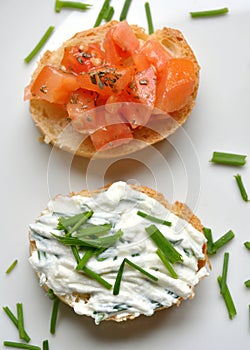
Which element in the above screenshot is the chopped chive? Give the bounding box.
[244,241,250,250]
[42,340,49,350]
[47,289,56,300]
[210,151,246,166]
[76,223,112,237]
[58,211,93,231]
[212,230,235,254]
[76,249,93,270]
[119,0,132,21]
[24,26,55,63]
[94,0,111,27]
[50,297,60,335]
[55,0,91,12]
[220,252,229,295]
[244,280,250,288]
[2,307,30,343]
[103,5,114,21]
[145,2,154,34]
[17,304,29,343]
[217,276,237,319]
[67,211,94,235]
[234,174,249,202]
[113,258,158,295]
[70,245,81,264]
[83,266,112,289]
[5,259,18,274]
[145,224,182,264]
[3,341,41,350]
[190,7,229,18]
[202,227,215,255]
[137,210,172,226]
[156,249,178,279]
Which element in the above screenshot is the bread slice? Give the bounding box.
[26,20,200,158]
[29,182,208,323]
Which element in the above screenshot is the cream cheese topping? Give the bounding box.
[29,181,208,324]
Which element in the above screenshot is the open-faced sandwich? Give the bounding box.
[29,181,208,325]
[24,20,200,158]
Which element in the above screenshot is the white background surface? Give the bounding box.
[1,0,250,349]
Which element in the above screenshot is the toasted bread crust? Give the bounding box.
[29,183,208,323]
[28,21,200,158]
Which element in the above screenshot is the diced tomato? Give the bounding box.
[67,89,98,132]
[61,43,105,74]
[133,39,172,73]
[90,110,133,151]
[133,66,157,108]
[119,103,152,129]
[103,30,124,66]
[77,65,135,96]
[155,58,196,113]
[29,65,79,104]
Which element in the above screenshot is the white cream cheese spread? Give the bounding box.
[29,181,208,324]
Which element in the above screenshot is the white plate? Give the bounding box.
[1,0,250,349]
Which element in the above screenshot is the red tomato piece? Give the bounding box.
[61,43,105,74]
[133,39,172,73]
[119,103,151,129]
[103,29,124,66]
[133,66,157,108]
[155,58,196,113]
[111,20,139,55]
[29,65,79,104]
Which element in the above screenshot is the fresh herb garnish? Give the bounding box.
[202,227,214,255]
[113,258,158,295]
[94,0,111,27]
[5,259,18,274]
[58,210,94,234]
[217,276,237,320]
[16,304,29,343]
[24,26,55,63]
[210,151,247,166]
[234,174,249,202]
[3,306,30,343]
[244,241,250,250]
[83,266,112,289]
[103,5,114,21]
[42,340,49,350]
[145,2,154,34]
[190,7,229,18]
[137,210,172,226]
[220,252,229,295]
[244,280,250,288]
[50,296,60,335]
[202,227,235,255]
[3,341,41,350]
[119,0,132,21]
[55,0,91,12]
[76,249,94,270]
[156,249,178,279]
[145,224,183,264]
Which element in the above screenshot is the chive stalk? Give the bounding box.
[210,151,246,166]
[17,304,28,343]
[244,280,250,288]
[83,266,112,289]
[213,230,235,254]
[190,7,229,18]
[2,307,30,343]
[76,249,93,270]
[234,174,249,202]
[5,259,18,274]
[119,0,132,21]
[137,210,172,226]
[103,6,114,21]
[55,0,91,12]
[24,26,55,63]
[50,297,60,335]
[156,249,178,279]
[3,342,41,350]
[94,0,111,27]
[244,241,250,250]
[217,276,237,319]
[220,252,229,295]
[42,341,49,350]
[58,211,93,231]
[202,227,214,255]
[145,2,154,34]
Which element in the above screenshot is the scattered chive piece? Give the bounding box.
[24,26,55,63]
[217,276,237,319]
[67,211,94,235]
[103,5,114,21]
[83,266,112,289]
[145,225,182,264]
[94,0,111,27]
[50,297,60,335]
[70,245,81,264]
[212,230,235,254]
[5,259,18,274]
[190,7,229,18]
[2,307,30,343]
[244,280,250,288]
[220,252,229,295]
[145,2,154,34]
[137,210,172,226]
[3,341,41,350]
[58,211,93,231]
[234,174,249,202]
[113,258,157,295]
[210,151,246,166]
[42,341,49,350]
[244,241,250,250]
[202,227,214,255]
[76,223,112,237]
[156,249,178,279]
[76,249,93,270]
[55,0,91,12]
[119,0,132,21]
[17,304,29,343]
